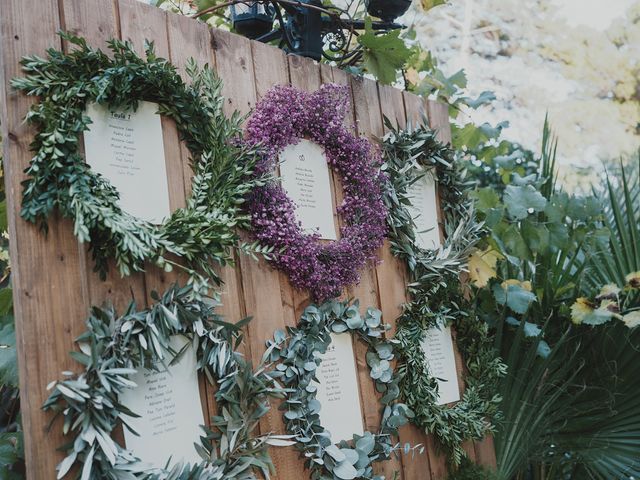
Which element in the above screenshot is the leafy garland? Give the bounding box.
[244,84,388,302]
[265,300,415,479]
[44,283,286,480]
[11,33,267,294]
[380,120,506,466]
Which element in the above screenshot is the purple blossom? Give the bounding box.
[244,84,388,302]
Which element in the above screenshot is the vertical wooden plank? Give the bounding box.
[166,25,248,362]
[119,0,217,430]
[59,0,138,449]
[348,77,405,480]
[351,76,384,138]
[321,66,384,460]
[234,39,307,477]
[426,98,489,467]
[61,0,148,312]
[208,28,257,357]
[118,0,186,215]
[212,29,256,116]
[427,100,452,145]
[402,90,428,128]
[373,83,407,339]
[328,67,356,129]
[398,94,448,480]
[117,0,188,308]
[287,54,322,321]
[166,12,215,197]
[60,0,120,43]
[373,88,435,480]
[0,1,86,477]
[165,10,222,428]
[453,329,477,462]
[474,435,497,467]
[378,84,406,131]
[373,83,432,480]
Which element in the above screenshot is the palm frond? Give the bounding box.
[588,153,640,288]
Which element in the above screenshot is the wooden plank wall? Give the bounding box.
[0,0,495,477]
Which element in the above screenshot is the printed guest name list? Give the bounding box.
[119,336,204,468]
[279,139,338,240]
[83,101,171,224]
[314,333,364,443]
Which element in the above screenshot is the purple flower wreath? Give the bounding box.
[244,84,388,301]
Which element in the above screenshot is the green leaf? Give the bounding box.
[452,121,508,150]
[355,433,375,455]
[325,444,345,462]
[0,433,20,466]
[345,309,364,329]
[471,188,501,212]
[0,320,18,387]
[503,185,547,219]
[0,289,13,316]
[333,460,358,479]
[358,18,412,85]
[463,90,496,109]
[493,283,537,314]
[0,200,7,233]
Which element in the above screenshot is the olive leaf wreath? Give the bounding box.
[380,119,506,466]
[11,33,269,295]
[44,283,289,480]
[264,299,418,480]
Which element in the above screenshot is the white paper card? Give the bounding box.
[119,336,204,468]
[314,333,364,442]
[420,325,460,405]
[279,139,337,240]
[83,101,171,224]
[407,168,441,249]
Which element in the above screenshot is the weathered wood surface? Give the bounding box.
[0,0,495,477]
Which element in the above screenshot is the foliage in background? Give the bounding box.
[468,121,640,479]
[0,134,23,479]
[380,121,504,466]
[541,154,640,479]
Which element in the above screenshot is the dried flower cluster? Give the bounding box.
[244,84,387,301]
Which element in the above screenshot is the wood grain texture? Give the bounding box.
[474,435,497,467]
[164,9,221,425]
[352,76,406,480]
[60,0,148,313]
[402,90,428,127]
[0,0,85,477]
[427,100,452,145]
[286,54,321,322]
[166,11,215,198]
[381,93,435,480]
[0,1,496,477]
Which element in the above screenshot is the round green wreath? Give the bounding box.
[11,33,267,294]
[380,119,506,466]
[265,299,416,480]
[44,283,287,479]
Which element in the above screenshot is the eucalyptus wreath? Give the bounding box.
[44,283,287,480]
[11,33,267,294]
[264,299,416,480]
[380,119,505,466]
